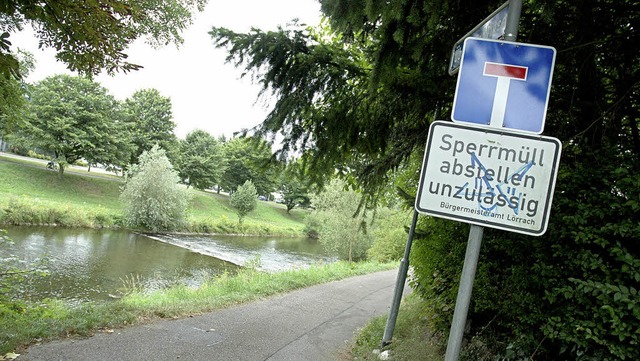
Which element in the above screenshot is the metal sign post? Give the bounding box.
[444,224,484,361]
[443,1,524,360]
[381,107,440,349]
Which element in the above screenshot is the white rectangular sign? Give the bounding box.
[415,121,562,236]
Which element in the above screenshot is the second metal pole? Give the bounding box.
[381,209,419,347]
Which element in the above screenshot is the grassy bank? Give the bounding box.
[0,155,307,235]
[344,293,443,360]
[0,261,395,354]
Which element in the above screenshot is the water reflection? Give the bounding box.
[2,227,330,303]
[2,227,237,303]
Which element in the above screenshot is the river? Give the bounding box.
[1,226,328,303]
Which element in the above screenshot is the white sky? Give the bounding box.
[12,0,322,139]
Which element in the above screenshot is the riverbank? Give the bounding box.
[0,261,395,355]
[0,154,307,236]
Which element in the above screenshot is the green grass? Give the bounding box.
[0,261,395,354]
[187,191,308,235]
[0,158,123,210]
[0,154,307,235]
[344,293,443,360]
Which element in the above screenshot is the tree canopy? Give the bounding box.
[0,50,32,136]
[278,160,312,213]
[211,0,639,358]
[12,74,128,177]
[220,137,278,196]
[0,0,207,78]
[122,88,178,165]
[176,129,226,190]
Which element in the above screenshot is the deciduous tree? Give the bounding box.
[220,137,277,196]
[176,129,226,190]
[122,88,178,165]
[14,74,129,177]
[278,161,311,213]
[229,179,257,225]
[0,50,32,136]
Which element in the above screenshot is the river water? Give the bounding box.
[1,226,328,303]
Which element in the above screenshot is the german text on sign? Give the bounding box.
[415,121,562,236]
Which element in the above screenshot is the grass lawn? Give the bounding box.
[0,154,307,235]
[0,156,123,210]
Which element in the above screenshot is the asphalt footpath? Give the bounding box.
[22,269,406,361]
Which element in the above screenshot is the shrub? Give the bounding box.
[229,180,257,224]
[367,208,411,263]
[305,179,372,262]
[119,145,190,231]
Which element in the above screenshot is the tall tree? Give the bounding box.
[14,74,128,177]
[211,1,639,359]
[0,0,207,78]
[220,137,278,196]
[176,129,226,190]
[122,88,178,165]
[278,160,312,213]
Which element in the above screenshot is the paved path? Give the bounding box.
[22,269,405,361]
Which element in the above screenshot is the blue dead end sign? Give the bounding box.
[452,37,556,134]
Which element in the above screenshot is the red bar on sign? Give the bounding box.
[484,62,528,80]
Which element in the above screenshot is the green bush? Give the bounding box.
[229,180,258,224]
[0,197,116,228]
[73,159,88,167]
[120,145,191,232]
[409,150,640,360]
[26,150,49,160]
[305,179,372,262]
[367,208,411,263]
[409,217,468,333]
[303,212,321,238]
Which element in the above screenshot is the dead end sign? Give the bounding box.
[452,37,556,134]
[415,121,562,236]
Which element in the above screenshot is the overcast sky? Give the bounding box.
[12,0,322,139]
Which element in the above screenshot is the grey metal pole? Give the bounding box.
[504,0,522,41]
[381,209,419,347]
[444,225,485,361]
